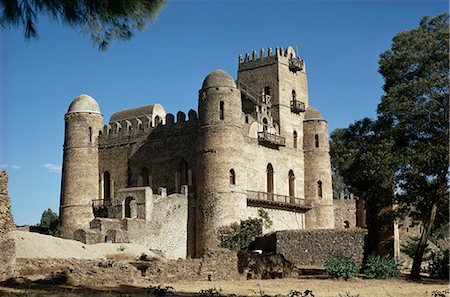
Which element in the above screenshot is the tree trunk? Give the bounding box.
[410,201,437,280]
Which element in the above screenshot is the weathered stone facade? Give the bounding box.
[60,46,340,258]
[0,171,16,280]
[253,229,367,267]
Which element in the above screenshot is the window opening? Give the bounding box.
[219,101,224,120]
[229,169,236,185]
[317,180,323,198]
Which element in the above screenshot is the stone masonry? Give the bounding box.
[0,170,16,280]
[59,46,354,258]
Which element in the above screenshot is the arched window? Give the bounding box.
[267,163,274,200]
[317,180,323,198]
[142,167,149,186]
[180,160,188,189]
[89,127,93,143]
[154,116,161,126]
[103,171,111,199]
[288,170,295,201]
[344,221,350,228]
[264,86,271,96]
[229,169,236,185]
[263,118,268,132]
[315,134,319,148]
[292,90,296,100]
[124,197,135,219]
[219,101,224,120]
[293,131,298,149]
[99,130,102,135]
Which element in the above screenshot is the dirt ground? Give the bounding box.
[0,277,448,297]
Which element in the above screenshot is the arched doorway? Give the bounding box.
[289,170,295,203]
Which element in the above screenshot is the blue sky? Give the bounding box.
[1,0,447,225]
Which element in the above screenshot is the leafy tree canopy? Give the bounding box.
[0,0,165,50]
[37,208,59,235]
[330,13,449,279]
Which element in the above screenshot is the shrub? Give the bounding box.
[326,254,359,280]
[199,288,226,297]
[139,253,149,261]
[428,249,449,279]
[401,236,431,259]
[147,285,174,296]
[218,218,263,251]
[363,254,399,279]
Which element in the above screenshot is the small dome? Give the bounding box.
[67,94,101,114]
[202,70,236,89]
[304,106,324,120]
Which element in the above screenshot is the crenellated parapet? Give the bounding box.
[99,109,199,147]
[238,46,306,73]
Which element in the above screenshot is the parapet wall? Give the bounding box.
[99,109,198,147]
[238,46,305,73]
[254,229,367,267]
[0,170,16,281]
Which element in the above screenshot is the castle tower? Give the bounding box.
[59,94,104,238]
[196,70,247,256]
[237,46,308,198]
[303,106,334,228]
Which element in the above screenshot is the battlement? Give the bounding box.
[238,46,305,73]
[98,109,199,147]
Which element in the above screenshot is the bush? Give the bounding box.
[326,255,359,280]
[428,249,449,279]
[363,254,399,279]
[218,218,263,251]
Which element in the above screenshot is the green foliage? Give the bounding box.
[37,208,59,235]
[0,0,165,50]
[218,218,263,251]
[330,13,449,278]
[146,284,174,296]
[258,208,273,229]
[401,236,431,259]
[428,249,449,279]
[326,254,359,280]
[363,254,399,279]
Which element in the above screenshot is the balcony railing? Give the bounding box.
[246,190,312,213]
[290,100,306,114]
[258,131,286,148]
[92,198,112,218]
[289,58,304,72]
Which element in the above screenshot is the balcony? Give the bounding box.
[258,131,286,148]
[289,57,304,72]
[290,100,306,114]
[92,199,111,218]
[246,190,312,213]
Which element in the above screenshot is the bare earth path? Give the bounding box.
[0,277,448,297]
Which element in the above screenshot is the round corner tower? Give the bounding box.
[196,69,247,256]
[303,106,334,229]
[59,94,104,239]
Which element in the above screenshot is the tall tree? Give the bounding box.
[330,118,398,256]
[332,13,449,280]
[0,0,165,50]
[37,208,59,235]
[377,13,449,280]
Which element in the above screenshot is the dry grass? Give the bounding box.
[163,277,450,297]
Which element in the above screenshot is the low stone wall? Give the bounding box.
[14,249,239,285]
[0,171,16,281]
[253,229,367,267]
[143,249,239,282]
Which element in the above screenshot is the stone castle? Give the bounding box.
[59,46,343,259]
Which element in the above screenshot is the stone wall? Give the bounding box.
[253,229,367,267]
[0,171,16,281]
[15,249,239,284]
[333,198,357,229]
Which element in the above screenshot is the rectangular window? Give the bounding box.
[219,101,224,120]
